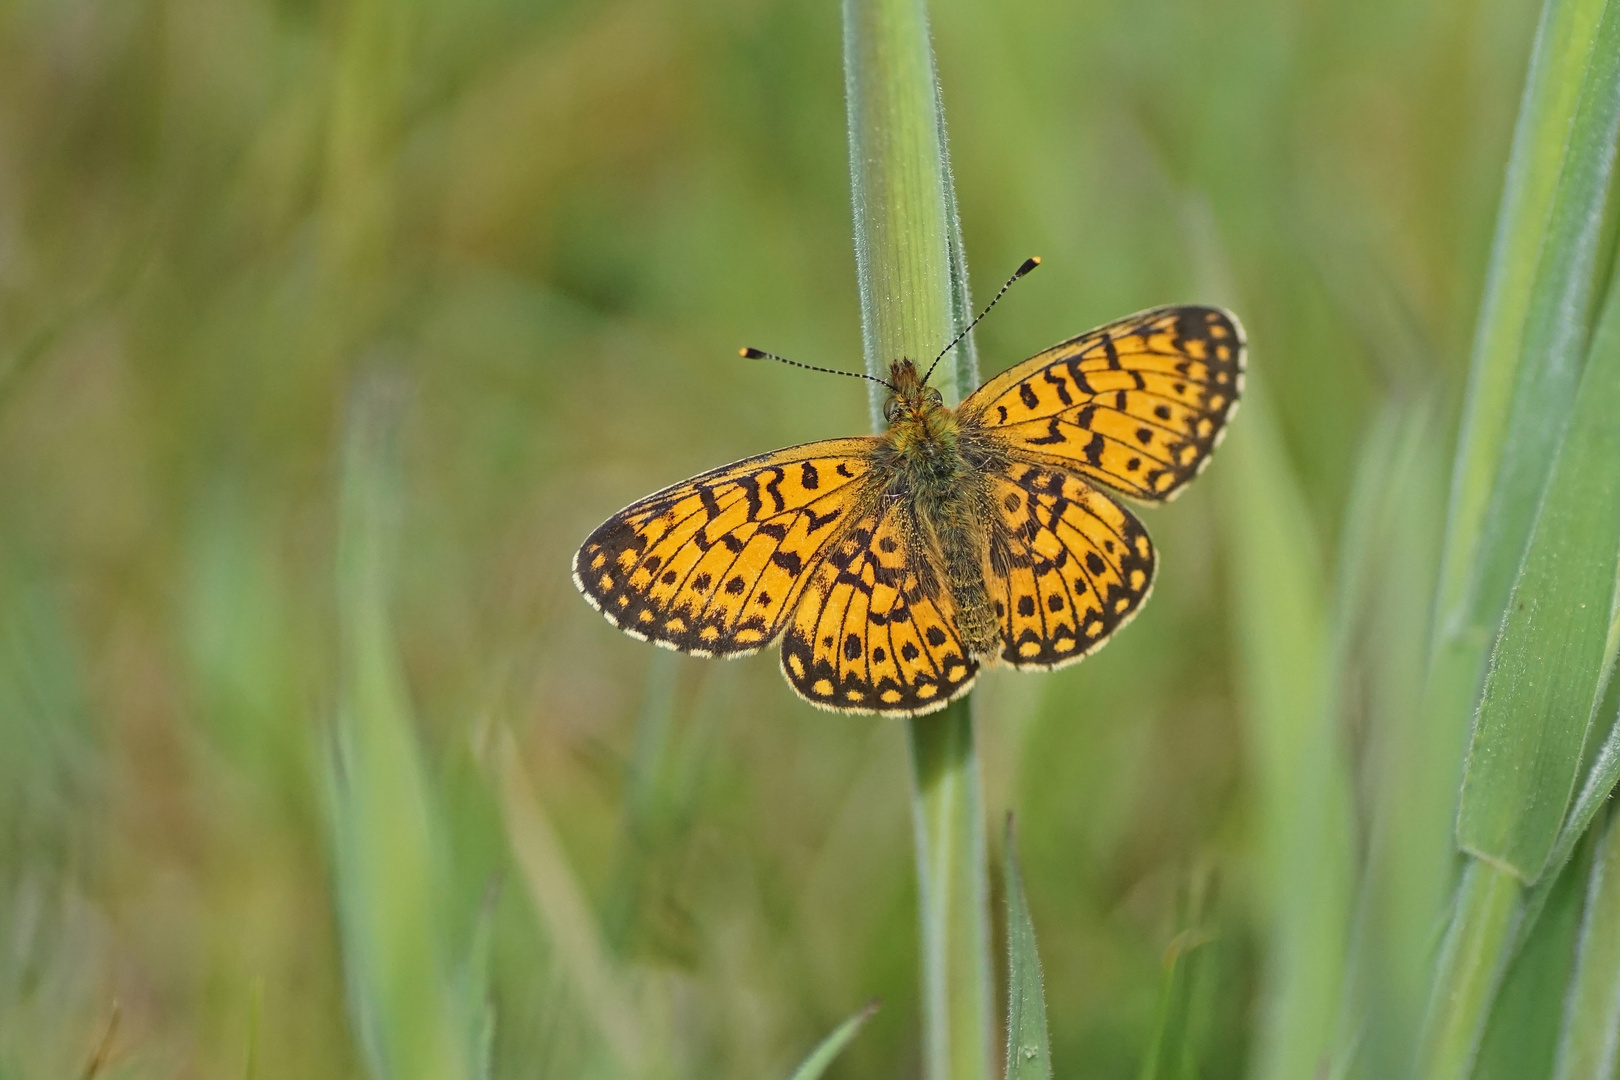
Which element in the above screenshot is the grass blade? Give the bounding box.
[1417,862,1523,1080]
[1458,191,1620,880]
[844,0,992,1077]
[1552,809,1620,1080]
[1527,680,1620,937]
[1434,0,1618,646]
[1459,0,1620,645]
[1002,817,1050,1080]
[1471,842,1589,1080]
[1422,1,1620,1073]
[784,1002,881,1080]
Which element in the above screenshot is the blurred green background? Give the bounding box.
[0,0,1543,1076]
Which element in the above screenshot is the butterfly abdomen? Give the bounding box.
[935,511,1001,656]
[899,443,1002,658]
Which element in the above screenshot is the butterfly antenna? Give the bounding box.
[921,255,1041,386]
[740,347,895,391]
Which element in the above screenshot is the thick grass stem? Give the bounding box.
[844,0,993,1077]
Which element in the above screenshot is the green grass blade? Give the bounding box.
[1417,862,1523,1080]
[1552,809,1620,1080]
[1423,3,1620,1070]
[329,376,474,1080]
[1435,0,1618,641]
[784,1002,880,1080]
[844,1,992,1077]
[1529,680,1620,934]
[1215,369,1354,1080]
[1458,209,1620,880]
[1002,818,1050,1080]
[1471,842,1589,1080]
[1462,0,1620,644]
[1426,0,1620,907]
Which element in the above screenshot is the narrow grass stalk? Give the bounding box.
[843,1,991,1076]
[905,704,993,1079]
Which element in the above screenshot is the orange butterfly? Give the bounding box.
[575,266,1243,716]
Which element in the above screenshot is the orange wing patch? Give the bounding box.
[779,504,978,716]
[573,438,878,656]
[961,306,1244,501]
[988,461,1156,669]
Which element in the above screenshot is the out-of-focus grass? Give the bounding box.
[0,0,1553,1076]
[786,1002,881,1080]
[329,376,478,1080]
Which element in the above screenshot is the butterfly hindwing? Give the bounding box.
[779,502,979,716]
[573,438,879,656]
[962,306,1244,501]
[988,460,1156,669]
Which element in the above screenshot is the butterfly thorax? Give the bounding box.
[876,358,973,496]
[876,358,1003,657]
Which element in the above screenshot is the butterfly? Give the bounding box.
[574,263,1243,716]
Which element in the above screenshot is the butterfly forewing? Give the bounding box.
[574,438,879,656]
[962,306,1244,501]
[989,461,1156,669]
[779,501,979,716]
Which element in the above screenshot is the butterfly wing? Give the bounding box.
[574,438,879,656]
[987,460,1156,669]
[961,306,1244,501]
[779,500,978,716]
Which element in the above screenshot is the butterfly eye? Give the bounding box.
[883,397,901,423]
[925,387,944,408]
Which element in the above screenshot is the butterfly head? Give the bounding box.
[881,358,957,458]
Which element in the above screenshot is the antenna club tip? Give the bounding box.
[1018,256,1042,276]
[741,347,765,359]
